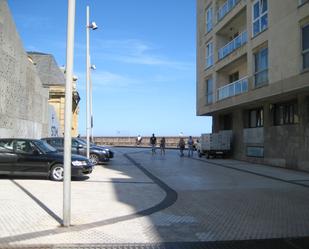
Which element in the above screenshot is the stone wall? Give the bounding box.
[94,136,200,148]
[0,0,49,138]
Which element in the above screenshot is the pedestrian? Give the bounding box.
[136,134,142,145]
[178,137,185,157]
[160,137,166,156]
[187,136,194,157]
[150,133,157,155]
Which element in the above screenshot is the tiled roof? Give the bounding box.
[27,52,65,86]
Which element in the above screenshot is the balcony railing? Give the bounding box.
[218,31,247,60]
[217,0,240,21]
[217,77,248,101]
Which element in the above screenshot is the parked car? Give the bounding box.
[75,138,114,159]
[0,138,93,181]
[41,137,109,165]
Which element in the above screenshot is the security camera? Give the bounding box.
[90,65,96,70]
[90,21,98,30]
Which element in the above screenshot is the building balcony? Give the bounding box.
[217,76,248,101]
[218,31,247,60]
[217,0,240,22]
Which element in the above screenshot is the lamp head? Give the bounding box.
[90,64,96,70]
[90,21,98,30]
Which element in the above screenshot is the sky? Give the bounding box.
[8,0,212,137]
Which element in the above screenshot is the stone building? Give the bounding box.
[196,0,309,170]
[0,0,49,138]
[27,52,80,137]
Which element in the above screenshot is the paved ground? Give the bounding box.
[1,147,309,248]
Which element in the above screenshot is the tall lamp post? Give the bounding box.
[86,5,98,159]
[63,0,76,227]
[90,64,96,143]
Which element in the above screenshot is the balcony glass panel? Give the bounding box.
[217,77,248,101]
[218,31,247,60]
[217,0,240,21]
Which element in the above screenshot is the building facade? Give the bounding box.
[197,0,309,170]
[0,0,49,138]
[27,53,80,137]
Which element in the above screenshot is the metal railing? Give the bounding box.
[217,0,240,21]
[218,31,247,60]
[217,77,248,101]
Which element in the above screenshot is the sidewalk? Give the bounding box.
[0,148,309,248]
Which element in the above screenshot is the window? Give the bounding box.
[206,6,213,33]
[302,24,309,70]
[48,138,62,147]
[206,78,213,104]
[229,72,239,83]
[252,0,268,37]
[220,114,233,130]
[72,139,80,147]
[15,140,36,154]
[206,42,213,68]
[249,108,264,128]
[0,140,13,152]
[254,47,268,87]
[274,101,299,125]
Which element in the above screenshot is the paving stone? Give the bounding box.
[0,148,309,248]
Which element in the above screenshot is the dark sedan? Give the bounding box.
[75,138,114,159]
[0,138,93,181]
[41,137,109,165]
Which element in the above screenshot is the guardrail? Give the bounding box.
[218,31,247,60]
[217,0,240,21]
[217,77,248,101]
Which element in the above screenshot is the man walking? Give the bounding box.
[178,137,185,157]
[187,136,194,157]
[160,137,166,156]
[150,133,157,155]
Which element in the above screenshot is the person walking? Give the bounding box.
[150,133,157,155]
[136,134,142,145]
[160,137,166,156]
[187,136,194,157]
[178,137,185,157]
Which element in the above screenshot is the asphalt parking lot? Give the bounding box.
[1,147,309,249]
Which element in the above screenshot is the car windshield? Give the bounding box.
[75,138,87,145]
[75,138,96,146]
[33,140,57,153]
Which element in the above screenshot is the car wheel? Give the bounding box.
[89,154,99,165]
[50,164,64,181]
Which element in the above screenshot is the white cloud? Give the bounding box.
[90,38,194,70]
[92,71,141,87]
[75,71,142,91]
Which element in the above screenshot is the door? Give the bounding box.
[0,139,17,174]
[14,140,49,176]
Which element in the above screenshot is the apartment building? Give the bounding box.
[197,0,309,170]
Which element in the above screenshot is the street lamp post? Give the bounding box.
[90,64,96,143]
[86,6,97,159]
[63,0,76,227]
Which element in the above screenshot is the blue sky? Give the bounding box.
[8,0,212,136]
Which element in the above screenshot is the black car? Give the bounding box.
[0,138,93,181]
[42,137,109,165]
[75,138,114,159]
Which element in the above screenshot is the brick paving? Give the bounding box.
[0,148,309,248]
